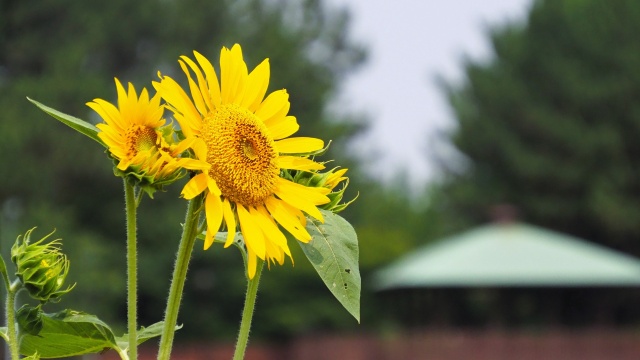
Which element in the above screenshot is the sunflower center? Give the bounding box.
[203,104,279,207]
[125,125,158,158]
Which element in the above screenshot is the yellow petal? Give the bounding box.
[179,59,208,116]
[237,204,266,259]
[278,156,325,171]
[153,76,201,138]
[246,247,258,279]
[88,99,125,132]
[265,197,311,242]
[275,137,324,154]
[204,193,223,250]
[180,55,213,112]
[274,178,329,221]
[222,198,237,248]
[181,173,208,199]
[220,44,248,104]
[255,90,289,124]
[254,205,289,252]
[194,50,221,107]
[267,116,299,140]
[241,59,270,112]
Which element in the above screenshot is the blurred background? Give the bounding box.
[2,0,640,359]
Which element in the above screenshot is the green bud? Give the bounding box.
[292,167,358,213]
[11,228,74,303]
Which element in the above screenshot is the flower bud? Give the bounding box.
[11,228,74,303]
[292,167,357,213]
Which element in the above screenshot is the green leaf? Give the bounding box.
[298,209,361,322]
[115,321,182,351]
[27,97,106,147]
[0,326,8,343]
[18,308,119,358]
[0,253,10,293]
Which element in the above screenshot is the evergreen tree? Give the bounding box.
[440,0,640,255]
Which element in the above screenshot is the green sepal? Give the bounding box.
[114,154,186,199]
[18,307,120,358]
[298,210,361,322]
[116,321,182,351]
[27,98,105,148]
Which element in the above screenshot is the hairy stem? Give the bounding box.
[232,259,264,360]
[157,195,203,360]
[124,181,138,360]
[6,280,22,360]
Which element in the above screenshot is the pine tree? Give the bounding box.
[441,0,640,254]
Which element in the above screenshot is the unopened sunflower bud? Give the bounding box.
[11,228,74,303]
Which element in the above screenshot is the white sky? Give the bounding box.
[327,0,532,186]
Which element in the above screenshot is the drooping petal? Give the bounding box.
[204,193,223,250]
[237,204,266,259]
[222,198,237,248]
[246,246,258,279]
[265,197,311,242]
[181,173,208,199]
[273,178,329,221]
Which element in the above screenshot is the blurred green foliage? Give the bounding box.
[439,0,640,257]
[0,0,436,343]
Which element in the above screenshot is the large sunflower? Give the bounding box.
[88,79,208,192]
[154,44,330,278]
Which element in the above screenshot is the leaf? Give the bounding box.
[27,97,106,147]
[298,209,361,322]
[0,253,10,293]
[18,308,119,358]
[115,321,182,351]
[0,326,8,343]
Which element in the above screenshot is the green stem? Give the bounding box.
[116,346,130,360]
[124,181,138,360]
[157,195,203,360]
[6,280,22,360]
[232,259,265,360]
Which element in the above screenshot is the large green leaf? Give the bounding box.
[298,210,360,322]
[27,97,105,147]
[18,308,119,358]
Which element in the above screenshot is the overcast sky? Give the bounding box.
[326,0,532,186]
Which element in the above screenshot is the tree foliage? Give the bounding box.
[440,0,640,255]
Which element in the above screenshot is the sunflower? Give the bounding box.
[154,44,331,278]
[87,78,208,194]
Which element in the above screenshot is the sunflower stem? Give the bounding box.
[124,180,138,360]
[232,259,265,360]
[6,279,22,360]
[157,195,203,360]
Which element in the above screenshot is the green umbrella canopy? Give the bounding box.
[374,223,640,290]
